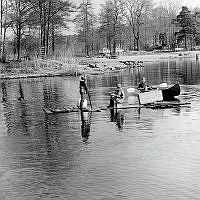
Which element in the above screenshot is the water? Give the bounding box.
[0,58,200,199]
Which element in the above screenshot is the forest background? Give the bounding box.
[0,0,200,63]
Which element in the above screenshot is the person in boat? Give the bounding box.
[79,75,88,108]
[137,77,152,92]
[109,83,125,107]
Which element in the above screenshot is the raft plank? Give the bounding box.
[43,107,102,114]
[43,108,53,114]
[101,105,144,110]
[43,101,191,114]
[153,101,191,106]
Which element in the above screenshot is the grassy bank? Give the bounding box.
[0,58,83,79]
[1,50,199,79]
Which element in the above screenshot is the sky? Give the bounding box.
[83,0,200,10]
[72,0,200,15]
[67,0,200,34]
[181,0,200,9]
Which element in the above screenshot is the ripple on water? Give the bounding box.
[0,60,200,199]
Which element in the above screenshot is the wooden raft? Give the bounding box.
[144,101,191,109]
[43,107,101,114]
[43,102,191,114]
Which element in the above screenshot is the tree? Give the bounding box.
[8,0,35,60]
[121,0,152,51]
[176,6,196,50]
[0,0,12,62]
[193,10,200,45]
[32,0,74,56]
[74,0,96,56]
[162,0,181,49]
[99,0,124,54]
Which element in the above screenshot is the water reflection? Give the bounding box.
[18,80,24,100]
[0,59,200,199]
[80,111,92,141]
[44,114,60,154]
[18,100,30,134]
[1,81,7,102]
[110,109,125,130]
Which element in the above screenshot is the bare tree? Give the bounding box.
[121,0,152,51]
[0,0,12,62]
[74,0,96,56]
[99,0,124,54]
[162,0,181,49]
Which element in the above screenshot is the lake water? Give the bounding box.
[0,58,200,200]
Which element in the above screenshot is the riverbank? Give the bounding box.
[77,50,200,75]
[118,50,199,62]
[0,51,199,79]
[0,59,82,79]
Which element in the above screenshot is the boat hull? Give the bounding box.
[162,84,180,101]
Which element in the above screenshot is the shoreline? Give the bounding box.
[0,51,199,80]
[118,50,199,62]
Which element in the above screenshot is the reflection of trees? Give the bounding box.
[18,100,30,134]
[3,99,30,135]
[43,79,58,108]
[0,78,87,190]
[44,114,60,155]
[0,79,44,135]
[110,109,125,130]
[181,60,200,85]
[140,60,200,85]
[18,81,24,100]
[1,81,7,102]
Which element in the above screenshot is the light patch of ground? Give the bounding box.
[0,51,199,79]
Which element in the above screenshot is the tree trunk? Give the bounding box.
[39,1,43,46]
[0,0,5,62]
[185,34,187,50]
[135,23,140,51]
[51,23,55,53]
[16,0,21,61]
[1,27,7,62]
[42,7,46,49]
[113,23,116,54]
[46,1,52,55]
[0,0,3,43]
[136,33,139,51]
[108,34,112,54]
[16,25,21,61]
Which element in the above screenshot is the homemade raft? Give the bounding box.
[43,101,191,114]
[43,107,101,114]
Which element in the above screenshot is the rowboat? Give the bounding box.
[161,83,180,101]
[138,84,181,104]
